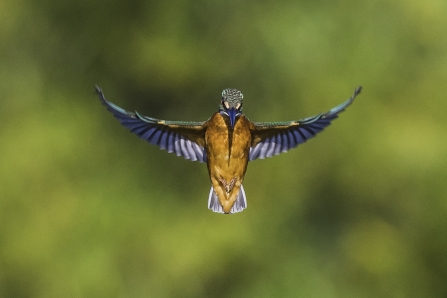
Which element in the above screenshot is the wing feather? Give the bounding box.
[286,131,297,149]
[96,86,207,162]
[249,86,362,161]
[166,132,176,153]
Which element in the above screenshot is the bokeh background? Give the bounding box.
[1,0,447,297]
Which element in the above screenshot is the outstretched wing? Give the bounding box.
[96,86,207,162]
[249,86,362,161]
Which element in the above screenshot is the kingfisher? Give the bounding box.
[96,86,362,214]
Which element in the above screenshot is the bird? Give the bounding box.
[96,86,362,214]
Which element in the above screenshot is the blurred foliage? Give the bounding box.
[1,0,447,297]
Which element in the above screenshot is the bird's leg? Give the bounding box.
[219,176,237,194]
[228,176,236,193]
[219,177,231,193]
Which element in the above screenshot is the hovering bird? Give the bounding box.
[96,86,362,214]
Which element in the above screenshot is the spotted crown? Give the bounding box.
[222,88,244,105]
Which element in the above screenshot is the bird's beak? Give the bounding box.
[228,108,237,129]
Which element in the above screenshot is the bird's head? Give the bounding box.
[219,88,243,129]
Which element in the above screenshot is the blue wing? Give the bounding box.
[96,86,207,162]
[249,86,362,161]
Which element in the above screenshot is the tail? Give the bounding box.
[208,185,247,214]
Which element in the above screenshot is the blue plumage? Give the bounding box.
[248,87,361,161]
[96,86,208,163]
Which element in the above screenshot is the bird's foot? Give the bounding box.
[219,176,237,194]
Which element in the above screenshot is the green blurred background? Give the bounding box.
[1,0,447,297]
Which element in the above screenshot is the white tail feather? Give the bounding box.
[207,186,247,214]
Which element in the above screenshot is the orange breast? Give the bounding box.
[204,112,252,212]
[205,113,251,179]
